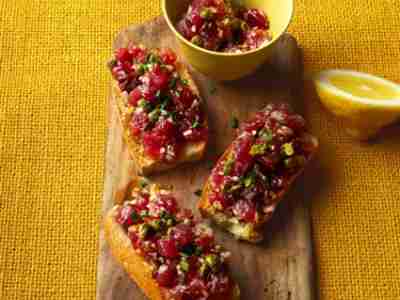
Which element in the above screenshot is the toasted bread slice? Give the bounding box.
[110,50,207,175]
[198,103,319,243]
[104,178,240,300]
[199,133,318,243]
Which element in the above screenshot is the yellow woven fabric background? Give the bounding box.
[0,0,399,299]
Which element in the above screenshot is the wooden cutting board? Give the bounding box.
[97,16,315,300]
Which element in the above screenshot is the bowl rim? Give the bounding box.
[161,0,294,57]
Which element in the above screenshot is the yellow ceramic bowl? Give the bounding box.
[162,0,294,81]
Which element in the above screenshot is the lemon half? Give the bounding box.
[314,69,400,140]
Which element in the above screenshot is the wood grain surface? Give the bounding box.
[97,16,316,300]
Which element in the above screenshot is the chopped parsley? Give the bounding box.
[181,79,189,86]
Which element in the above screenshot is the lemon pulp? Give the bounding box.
[328,73,399,100]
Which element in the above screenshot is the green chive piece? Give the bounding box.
[148,109,160,122]
[138,177,149,188]
[243,170,256,188]
[250,143,267,156]
[205,254,219,270]
[223,155,235,175]
[147,53,158,64]
[138,224,151,239]
[200,7,214,19]
[192,119,200,129]
[179,258,190,272]
[149,219,161,231]
[282,143,295,156]
[259,129,273,142]
[169,77,178,89]
[130,211,140,223]
[136,64,145,75]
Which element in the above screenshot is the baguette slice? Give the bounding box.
[104,178,240,300]
[110,46,208,175]
[198,104,319,242]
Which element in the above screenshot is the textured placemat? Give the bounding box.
[0,1,399,299]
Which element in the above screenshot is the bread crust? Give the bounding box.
[111,59,207,176]
[104,179,241,300]
[199,134,319,243]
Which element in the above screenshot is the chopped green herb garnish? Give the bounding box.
[147,53,159,64]
[136,64,146,75]
[227,183,242,193]
[138,98,147,107]
[205,254,219,270]
[148,109,160,122]
[140,210,149,218]
[194,189,202,197]
[192,119,200,129]
[138,224,151,239]
[108,59,117,69]
[168,111,177,122]
[200,7,214,19]
[138,177,149,188]
[250,143,267,156]
[282,143,295,156]
[194,247,203,256]
[179,258,190,272]
[283,158,295,169]
[138,98,152,111]
[130,211,140,224]
[148,219,161,231]
[169,77,178,89]
[223,154,235,175]
[229,116,239,129]
[243,170,256,188]
[284,155,306,169]
[199,262,208,277]
[160,95,171,110]
[181,79,189,86]
[259,129,273,142]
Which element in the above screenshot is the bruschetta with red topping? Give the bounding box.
[198,103,318,242]
[104,177,240,300]
[108,45,208,175]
